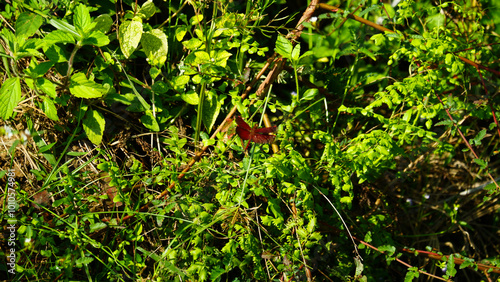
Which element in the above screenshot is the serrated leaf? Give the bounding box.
[44,30,75,46]
[275,35,293,59]
[83,109,105,145]
[25,61,54,78]
[473,158,487,169]
[16,12,44,42]
[69,73,107,98]
[0,77,22,120]
[36,78,57,98]
[82,30,110,47]
[92,14,113,33]
[119,20,143,58]
[141,29,168,66]
[74,4,94,35]
[41,96,59,121]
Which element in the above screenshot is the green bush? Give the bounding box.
[1,0,499,281]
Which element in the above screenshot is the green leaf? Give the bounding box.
[15,12,44,42]
[36,78,57,98]
[181,90,199,105]
[89,222,107,232]
[74,4,94,36]
[138,0,156,19]
[25,61,54,78]
[301,88,318,101]
[48,18,80,39]
[92,14,113,34]
[41,96,59,121]
[175,26,188,41]
[0,77,22,120]
[291,44,300,62]
[119,20,143,58]
[190,14,203,25]
[473,158,487,169]
[69,73,108,98]
[182,38,203,50]
[83,109,105,145]
[44,30,75,46]
[202,90,221,132]
[213,50,232,67]
[82,30,110,47]
[471,129,487,146]
[275,35,293,59]
[141,111,160,132]
[141,29,168,66]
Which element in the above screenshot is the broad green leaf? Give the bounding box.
[82,30,110,47]
[301,88,318,101]
[74,4,94,35]
[202,90,220,132]
[25,61,54,78]
[175,26,188,41]
[36,78,57,98]
[140,111,160,132]
[44,44,69,63]
[138,0,156,19]
[182,38,203,50]
[194,51,210,64]
[44,30,75,46]
[275,35,293,59]
[190,14,203,25]
[181,90,199,105]
[0,77,22,120]
[119,20,143,58]
[89,222,107,232]
[41,96,59,121]
[83,109,105,145]
[69,73,107,98]
[92,14,113,33]
[141,29,168,66]
[174,75,191,89]
[213,50,232,67]
[15,12,44,42]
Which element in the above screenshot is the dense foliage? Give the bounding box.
[1,0,499,281]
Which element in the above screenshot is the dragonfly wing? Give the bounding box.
[252,132,275,144]
[255,126,277,134]
[235,116,252,130]
[236,126,252,141]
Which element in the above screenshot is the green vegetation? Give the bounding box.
[1,0,499,280]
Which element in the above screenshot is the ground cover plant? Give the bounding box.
[1,0,499,280]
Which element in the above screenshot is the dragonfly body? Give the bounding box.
[235,116,276,151]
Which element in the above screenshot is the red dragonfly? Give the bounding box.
[235,116,277,151]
